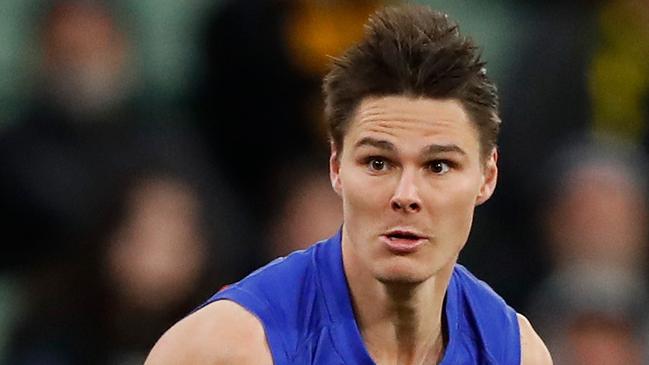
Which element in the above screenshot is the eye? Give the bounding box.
[367,157,389,172]
[429,160,451,174]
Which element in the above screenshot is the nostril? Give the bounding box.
[391,199,420,212]
[406,202,421,213]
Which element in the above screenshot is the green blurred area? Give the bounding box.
[0,0,219,128]
[0,0,521,129]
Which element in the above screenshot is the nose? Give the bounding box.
[390,169,422,213]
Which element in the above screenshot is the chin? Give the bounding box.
[373,260,432,285]
[373,252,456,286]
[376,274,425,286]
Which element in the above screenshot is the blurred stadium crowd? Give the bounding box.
[0,0,648,364]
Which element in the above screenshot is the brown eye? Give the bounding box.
[369,158,386,171]
[429,161,450,174]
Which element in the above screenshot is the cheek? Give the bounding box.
[339,171,393,229]
[342,175,379,216]
[428,177,481,232]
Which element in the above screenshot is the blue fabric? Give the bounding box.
[199,231,520,364]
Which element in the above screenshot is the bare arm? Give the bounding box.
[518,313,553,365]
[144,300,273,365]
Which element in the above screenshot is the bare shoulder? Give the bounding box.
[144,300,273,365]
[517,313,553,365]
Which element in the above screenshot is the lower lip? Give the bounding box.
[380,235,427,254]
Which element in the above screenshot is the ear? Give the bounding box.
[329,143,343,196]
[475,148,498,206]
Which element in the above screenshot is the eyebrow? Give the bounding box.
[423,144,467,156]
[354,137,396,152]
[354,137,466,156]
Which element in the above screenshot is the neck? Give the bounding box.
[342,233,454,365]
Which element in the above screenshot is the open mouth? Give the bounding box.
[385,231,423,240]
[381,230,427,254]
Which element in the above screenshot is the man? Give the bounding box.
[145,5,552,364]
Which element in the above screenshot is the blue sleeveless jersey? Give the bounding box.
[200,231,520,364]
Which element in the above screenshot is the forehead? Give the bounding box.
[343,95,480,152]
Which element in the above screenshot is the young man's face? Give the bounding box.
[330,95,497,284]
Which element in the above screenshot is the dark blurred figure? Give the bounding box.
[0,0,139,270]
[464,0,649,308]
[527,137,649,364]
[193,0,387,260]
[531,270,647,365]
[500,0,649,190]
[95,174,227,365]
[0,1,245,364]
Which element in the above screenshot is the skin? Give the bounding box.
[330,96,496,364]
[144,96,552,365]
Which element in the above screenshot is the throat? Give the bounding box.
[357,285,450,365]
[362,317,448,365]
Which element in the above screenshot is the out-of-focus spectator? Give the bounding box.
[39,0,135,119]
[0,1,245,364]
[265,161,342,259]
[105,176,207,314]
[530,266,647,365]
[541,138,648,272]
[193,0,387,224]
[0,0,141,269]
[462,0,649,310]
[96,175,212,364]
[589,0,649,143]
[527,137,649,364]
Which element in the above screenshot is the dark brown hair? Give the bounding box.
[323,4,500,158]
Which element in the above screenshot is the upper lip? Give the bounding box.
[383,229,427,240]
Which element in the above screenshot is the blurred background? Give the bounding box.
[0,0,648,364]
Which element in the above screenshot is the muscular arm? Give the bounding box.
[144,300,273,365]
[518,314,553,365]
